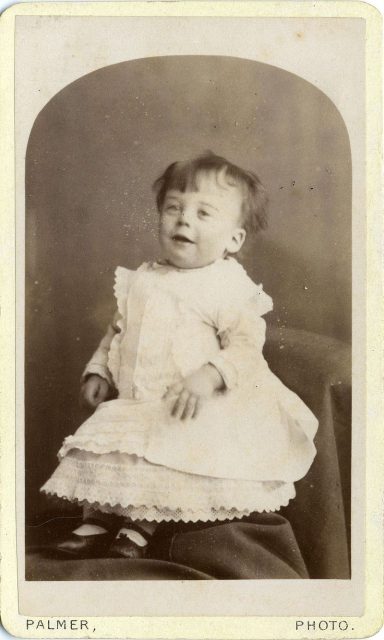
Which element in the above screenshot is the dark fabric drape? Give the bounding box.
[264,327,351,579]
[26,513,307,580]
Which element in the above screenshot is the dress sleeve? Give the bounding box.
[209,289,273,390]
[81,265,135,386]
[81,313,121,386]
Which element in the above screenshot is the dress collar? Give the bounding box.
[151,257,232,272]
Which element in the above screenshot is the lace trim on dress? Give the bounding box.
[113,266,137,319]
[41,490,295,523]
[57,435,147,460]
[41,451,296,522]
[41,493,282,523]
[108,266,138,385]
[250,287,273,317]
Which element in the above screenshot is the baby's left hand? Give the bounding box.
[163,364,224,420]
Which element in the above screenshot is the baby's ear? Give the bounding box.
[227,228,246,254]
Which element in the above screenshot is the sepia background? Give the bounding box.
[25,56,351,579]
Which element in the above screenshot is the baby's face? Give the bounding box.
[158,174,246,269]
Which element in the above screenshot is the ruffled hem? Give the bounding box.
[41,450,296,522]
[41,481,295,520]
[58,436,146,460]
[40,491,293,523]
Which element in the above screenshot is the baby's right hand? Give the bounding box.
[81,374,110,409]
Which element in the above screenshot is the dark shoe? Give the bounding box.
[109,525,150,559]
[46,518,118,559]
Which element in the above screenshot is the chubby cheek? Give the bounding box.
[204,232,226,254]
[158,219,170,239]
[160,214,176,234]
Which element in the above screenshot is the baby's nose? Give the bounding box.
[177,209,192,225]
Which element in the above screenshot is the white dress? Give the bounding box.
[42,258,318,522]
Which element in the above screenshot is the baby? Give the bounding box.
[42,151,318,559]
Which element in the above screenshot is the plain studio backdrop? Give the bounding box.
[25,56,351,522]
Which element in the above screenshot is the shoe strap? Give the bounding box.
[117,523,151,542]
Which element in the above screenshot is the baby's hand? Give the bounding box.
[81,374,110,409]
[163,364,224,420]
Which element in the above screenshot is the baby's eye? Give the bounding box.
[198,209,210,218]
[165,204,180,213]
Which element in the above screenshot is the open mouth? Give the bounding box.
[172,234,194,244]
